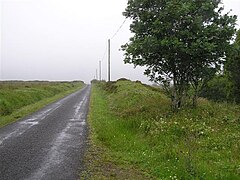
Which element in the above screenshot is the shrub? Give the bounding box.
[199,75,232,102]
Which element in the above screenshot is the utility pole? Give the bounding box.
[108,39,111,82]
[0,3,2,80]
[96,69,98,80]
[99,60,102,81]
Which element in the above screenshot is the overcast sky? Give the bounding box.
[0,0,240,84]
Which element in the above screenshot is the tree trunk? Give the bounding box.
[172,97,180,111]
[171,86,182,111]
[192,93,197,107]
[171,76,189,111]
[192,83,199,108]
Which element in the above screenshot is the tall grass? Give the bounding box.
[0,81,84,127]
[86,80,240,179]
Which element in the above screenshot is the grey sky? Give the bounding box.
[0,0,240,84]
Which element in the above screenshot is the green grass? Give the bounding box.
[83,79,240,179]
[0,81,84,127]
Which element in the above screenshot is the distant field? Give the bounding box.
[0,81,84,127]
[83,79,240,179]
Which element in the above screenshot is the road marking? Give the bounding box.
[0,104,62,146]
[26,93,88,180]
[0,87,88,146]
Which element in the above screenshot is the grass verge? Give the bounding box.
[82,79,240,179]
[81,81,152,179]
[0,81,84,128]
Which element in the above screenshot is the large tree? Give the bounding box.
[122,0,237,110]
[226,30,240,103]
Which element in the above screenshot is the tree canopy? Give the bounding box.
[122,0,237,110]
[226,30,240,103]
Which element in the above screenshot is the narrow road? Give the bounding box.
[0,85,91,180]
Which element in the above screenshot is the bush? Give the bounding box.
[199,75,232,102]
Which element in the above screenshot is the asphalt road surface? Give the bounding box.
[0,85,91,180]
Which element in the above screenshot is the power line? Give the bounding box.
[101,43,108,62]
[97,18,127,81]
[100,18,127,63]
[110,18,127,40]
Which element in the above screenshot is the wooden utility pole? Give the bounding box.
[99,60,102,81]
[0,3,2,80]
[108,39,111,82]
[96,69,98,80]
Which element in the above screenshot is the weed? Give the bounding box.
[0,81,84,127]
[84,80,240,179]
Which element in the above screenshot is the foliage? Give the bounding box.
[226,30,240,103]
[85,80,240,179]
[122,0,237,110]
[199,75,232,102]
